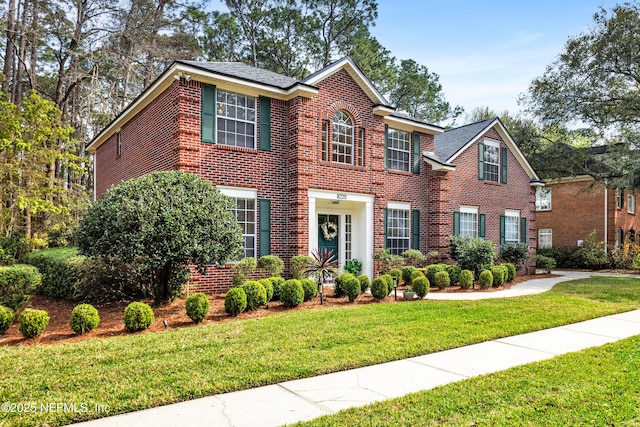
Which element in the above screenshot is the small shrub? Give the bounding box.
[290,255,313,279]
[380,274,394,294]
[448,235,497,276]
[460,269,474,289]
[534,255,557,273]
[344,258,363,276]
[479,270,493,289]
[343,276,361,302]
[0,305,15,334]
[490,265,507,287]
[370,277,388,301]
[231,257,257,287]
[185,293,210,324]
[434,271,451,289]
[357,275,370,293]
[389,268,402,285]
[424,264,446,284]
[18,308,50,338]
[300,279,318,301]
[0,264,42,311]
[410,269,425,283]
[257,255,284,277]
[258,278,275,302]
[412,276,430,298]
[25,247,84,300]
[69,304,100,334]
[123,302,154,332]
[401,266,418,285]
[503,263,517,282]
[445,265,461,285]
[499,242,530,266]
[373,248,403,274]
[401,249,426,267]
[224,287,247,316]
[240,280,267,311]
[335,273,355,298]
[269,276,285,301]
[280,279,304,307]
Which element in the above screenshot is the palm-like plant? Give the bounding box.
[304,248,339,285]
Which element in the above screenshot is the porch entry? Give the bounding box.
[318,214,339,262]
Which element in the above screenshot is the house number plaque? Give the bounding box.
[337,194,347,200]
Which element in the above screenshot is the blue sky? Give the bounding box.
[371,0,621,117]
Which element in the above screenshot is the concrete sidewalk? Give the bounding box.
[73,272,640,427]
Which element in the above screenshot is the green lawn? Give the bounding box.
[0,276,638,427]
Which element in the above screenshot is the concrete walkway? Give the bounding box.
[73,272,640,427]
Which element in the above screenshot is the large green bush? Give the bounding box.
[259,278,275,302]
[459,269,474,289]
[412,276,430,298]
[232,257,257,287]
[448,235,497,277]
[76,256,149,304]
[123,302,154,332]
[0,233,31,265]
[18,308,49,338]
[0,264,41,311]
[70,304,100,335]
[479,270,493,289]
[76,171,243,305]
[185,293,210,324]
[224,287,247,316]
[499,242,530,266]
[534,255,557,273]
[240,280,267,311]
[0,305,15,334]
[370,277,388,301]
[300,279,318,301]
[269,276,285,301]
[257,255,284,277]
[290,255,313,279]
[357,275,370,293]
[343,276,360,302]
[25,247,83,300]
[434,271,451,289]
[279,279,304,307]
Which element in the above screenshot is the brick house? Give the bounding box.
[87,57,542,292]
[535,177,640,249]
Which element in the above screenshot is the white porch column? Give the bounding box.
[364,201,374,279]
[308,196,317,255]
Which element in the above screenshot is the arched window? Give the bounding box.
[332,110,354,164]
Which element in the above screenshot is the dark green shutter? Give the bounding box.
[383,208,388,248]
[259,199,271,256]
[384,125,389,170]
[453,211,460,236]
[501,147,508,184]
[479,214,486,238]
[259,96,271,151]
[521,217,527,243]
[499,215,506,246]
[411,209,420,249]
[202,84,216,143]
[412,133,421,174]
[478,142,485,180]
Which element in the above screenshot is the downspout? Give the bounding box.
[604,180,608,255]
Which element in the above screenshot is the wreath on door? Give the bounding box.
[320,221,338,241]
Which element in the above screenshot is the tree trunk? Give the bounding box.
[3,0,16,95]
[13,0,29,105]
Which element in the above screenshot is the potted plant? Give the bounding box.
[403,285,415,301]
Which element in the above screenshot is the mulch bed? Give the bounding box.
[0,273,556,347]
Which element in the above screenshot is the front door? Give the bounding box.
[318,214,339,262]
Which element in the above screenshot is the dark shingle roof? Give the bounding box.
[434,118,496,161]
[177,61,301,90]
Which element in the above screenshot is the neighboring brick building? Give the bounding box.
[535,176,640,249]
[87,57,542,292]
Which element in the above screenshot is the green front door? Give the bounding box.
[318,214,339,262]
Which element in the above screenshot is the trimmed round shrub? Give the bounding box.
[70,304,100,334]
[479,270,493,289]
[371,277,388,301]
[257,255,284,276]
[300,278,318,301]
[401,266,418,285]
[0,264,42,311]
[380,274,394,294]
[290,254,313,279]
[224,287,247,316]
[259,278,275,302]
[357,275,370,293]
[389,268,402,285]
[18,308,50,338]
[270,276,285,301]
[240,280,267,311]
[410,270,425,284]
[445,265,461,285]
[503,263,517,282]
[434,271,451,289]
[343,276,361,302]
[123,302,154,332]
[0,305,15,334]
[185,293,210,324]
[424,264,447,284]
[460,269,474,289]
[335,273,355,298]
[280,279,304,307]
[490,265,507,287]
[412,276,430,298]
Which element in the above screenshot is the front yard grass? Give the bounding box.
[0,276,638,426]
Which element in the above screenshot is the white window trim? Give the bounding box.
[216,89,257,149]
[536,187,551,211]
[218,186,257,260]
[628,193,636,214]
[387,127,411,172]
[459,206,478,238]
[538,228,552,249]
[616,188,624,209]
[504,209,520,243]
[484,139,500,183]
[386,202,411,256]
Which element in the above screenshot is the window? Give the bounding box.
[536,187,551,211]
[628,193,636,214]
[386,206,410,255]
[218,188,257,259]
[616,227,624,248]
[616,188,624,209]
[357,128,365,167]
[332,110,354,164]
[538,229,552,249]
[116,132,122,157]
[345,214,352,261]
[321,120,329,161]
[484,140,500,182]
[459,206,478,238]
[504,210,520,243]
[216,89,256,148]
[386,128,411,172]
